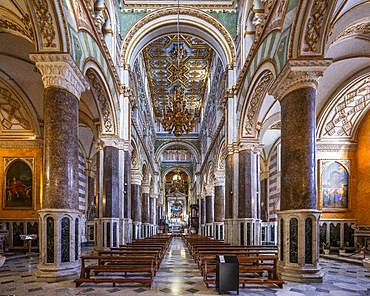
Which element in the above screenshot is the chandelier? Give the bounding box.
[160,0,196,137]
[171,148,184,191]
[161,86,195,137]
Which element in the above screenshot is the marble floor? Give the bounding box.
[0,237,369,296]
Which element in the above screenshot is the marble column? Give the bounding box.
[269,59,332,283]
[141,182,150,238]
[200,197,206,236]
[30,53,89,281]
[122,150,132,243]
[99,138,122,249]
[214,172,225,240]
[237,143,262,246]
[224,145,239,244]
[205,185,214,237]
[131,172,142,240]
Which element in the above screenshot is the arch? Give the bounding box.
[317,72,370,142]
[130,139,140,170]
[155,141,201,165]
[162,166,193,184]
[215,137,227,172]
[83,62,118,136]
[239,62,276,139]
[121,7,236,68]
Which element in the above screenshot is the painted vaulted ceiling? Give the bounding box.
[142,34,214,120]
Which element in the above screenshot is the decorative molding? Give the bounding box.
[239,141,264,154]
[317,74,370,140]
[316,142,357,152]
[86,69,114,134]
[29,53,89,99]
[0,140,43,148]
[269,121,281,130]
[98,136,130,150]
[243,71,274,137]
[332,20,370,44]
[303,0,329,53]
[269,59,332,101]
[31,0,57,48]
[214,171,225,186]
[121,7,236,63]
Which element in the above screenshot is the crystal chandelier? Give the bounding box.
[160,0,195,137]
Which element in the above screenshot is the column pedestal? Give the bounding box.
[100,218,119,248]
[142,223,150,238]
[224,219,239,245]
[278,209,323,283]
[34,209,81,282]
[206,223,214,237]
[133,221,142,240]
[214,222,224,240]
[224,218,261,245]
[121,218,132,244]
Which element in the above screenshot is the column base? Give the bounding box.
[278,262,324,283]
[121,218,132,244]
[34,262,80,282]
[214,222,224,240]
[35,209,82,282]
[133,221,142,240]
[224,218,261,245]
[277,209,323,283]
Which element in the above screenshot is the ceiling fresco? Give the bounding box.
[142,34,214,120]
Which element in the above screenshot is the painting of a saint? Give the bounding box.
[322,161,348,209]
[4,159,33,208]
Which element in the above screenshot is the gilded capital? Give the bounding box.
[30,53,89,99]
[269,59,332,101]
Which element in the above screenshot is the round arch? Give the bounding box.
[121,7,236,68]
[155,141,201,166]
[83,61,118,136]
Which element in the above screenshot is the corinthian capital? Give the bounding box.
[30,53,89,99]
[269,59,332,101]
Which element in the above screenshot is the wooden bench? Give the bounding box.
[74,255,156,287]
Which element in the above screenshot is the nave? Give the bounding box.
[0,237,369,296]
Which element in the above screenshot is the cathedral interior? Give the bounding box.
[0,0,370,294]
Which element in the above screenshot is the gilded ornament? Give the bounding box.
[32,0,56,48]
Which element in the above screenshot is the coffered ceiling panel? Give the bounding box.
[143,34,214,119]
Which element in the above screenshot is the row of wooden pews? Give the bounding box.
[74,234,172,287]
[183,234,284,289]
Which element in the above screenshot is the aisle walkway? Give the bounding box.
[0,237,369,295]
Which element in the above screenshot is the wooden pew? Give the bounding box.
[74,255,156,287]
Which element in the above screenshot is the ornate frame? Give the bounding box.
[318,159,351,212]
[2,157,36,210]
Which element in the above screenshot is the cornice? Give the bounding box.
[268,59,332,101]
[0,139,43,148]
[29,53,90,98]
[316,142,357,152]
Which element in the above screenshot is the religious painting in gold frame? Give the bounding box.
[3,157,35,210]
[318,159,350,212]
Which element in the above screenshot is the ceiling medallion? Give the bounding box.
[161,86,195,136]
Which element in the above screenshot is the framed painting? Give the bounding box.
[3,157,35,209]
[318,159,350,212]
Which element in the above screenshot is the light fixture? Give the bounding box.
[171,147,184,191]
[160,0,195,137]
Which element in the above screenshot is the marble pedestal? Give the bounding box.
[206,223,214,237]
[35,209,81,282]
[224,218,261,245]
[132,221,142,240]
[277,209,324,283]
[142,223,150,238]
[214,222,224,240]
[121,218,132,244]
